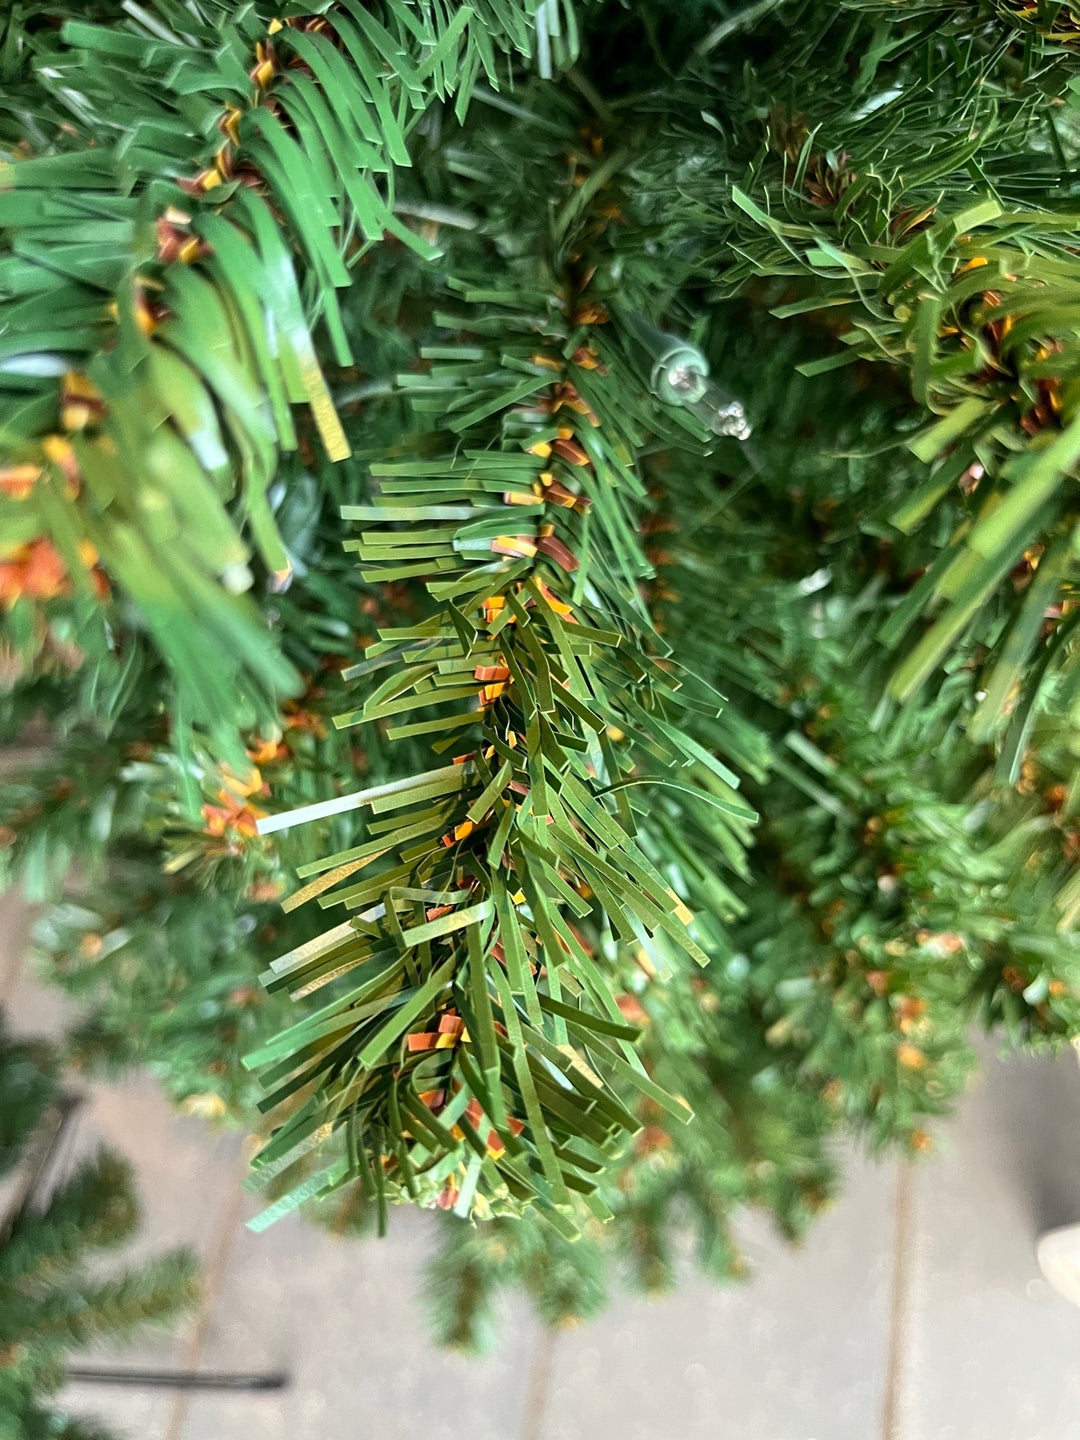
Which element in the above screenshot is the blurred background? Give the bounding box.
[6,885,1080,1440]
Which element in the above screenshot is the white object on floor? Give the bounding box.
[1037,1223,1080,1307]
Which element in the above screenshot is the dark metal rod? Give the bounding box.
[65,1366,289,1392]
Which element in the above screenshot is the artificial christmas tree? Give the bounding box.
[3,0,1080,1340]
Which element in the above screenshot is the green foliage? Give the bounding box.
[3,0,1080,1343]
[681,0,1080,736]
[416,287,1080,1342]
[0,1,584,749]
[247,234,761,1231]
[0,1018,197,1440]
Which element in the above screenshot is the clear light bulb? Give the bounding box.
[643,331,752,440]
[662,360,752,440]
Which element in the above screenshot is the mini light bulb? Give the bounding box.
[628,317,752,440]
[661,358,752,440]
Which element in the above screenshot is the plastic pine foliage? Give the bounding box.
[0,1018,198,1440]
[5,0,1080,1335]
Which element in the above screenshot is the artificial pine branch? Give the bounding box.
[0,1017,197,1440]
[15,1254,199,1350]
[248,218,758,1229]
[0,1150,138,1287]
[0,3,582,746]
[665,0,1080,737]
